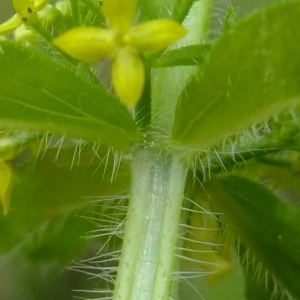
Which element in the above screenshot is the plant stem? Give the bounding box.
[31,20,53,44]
[135,64,152,132]
[151,0,213,133]
[113,147,187,300]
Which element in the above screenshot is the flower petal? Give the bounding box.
[53,27,116,63]
[125,19,188,53]
[112,47,145,107]
[13,0,31,16]
[0,160,13,215]
[33,0,50,11]
[0,14,22,35]
[102,0,135,35]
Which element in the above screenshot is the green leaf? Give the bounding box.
[172,1,300,150]
[0,41,141,151]
[0,144,130,261]
[21,210,92,264]
[0,254,74,300]
[240,243,288,300]
[172,0,199,23]
[80,0,105,26]
[206,175,300,299]
[137,0,197,22]
[196,112,300,178]
[154,44,210,68]
[223,6,239,32]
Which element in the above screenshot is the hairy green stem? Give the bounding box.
[151,0,213,133]
[113,147,187,300]
[31,20,53,44]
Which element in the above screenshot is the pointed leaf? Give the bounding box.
[154,44,210,68]
[137,0,198,22]
[240,245,286,300]
[21,211,93,264]
[0,41,141,151]
[172,1,300,149]
[0,144,130,258]
[206,175,300,299]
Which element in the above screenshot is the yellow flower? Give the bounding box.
[0,0,50,35]
[53,0,187,107]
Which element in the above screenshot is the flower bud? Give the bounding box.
[0,160,13,215]
[112,47,145,107]
[53,27,117,63]
[125,19,188,53]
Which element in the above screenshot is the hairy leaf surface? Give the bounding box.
[207,175,300,299]
[0,145,130,261]
[137,0,197,22]
[0,41,141,151]
[172,1,300,150]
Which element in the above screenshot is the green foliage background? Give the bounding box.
[1,1,300,300]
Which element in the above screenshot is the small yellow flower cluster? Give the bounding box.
[0,0,50,35]
[53,0,187,107]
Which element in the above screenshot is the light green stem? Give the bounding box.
[113,147,187,300]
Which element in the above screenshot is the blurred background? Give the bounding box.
[0,0,280,22]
